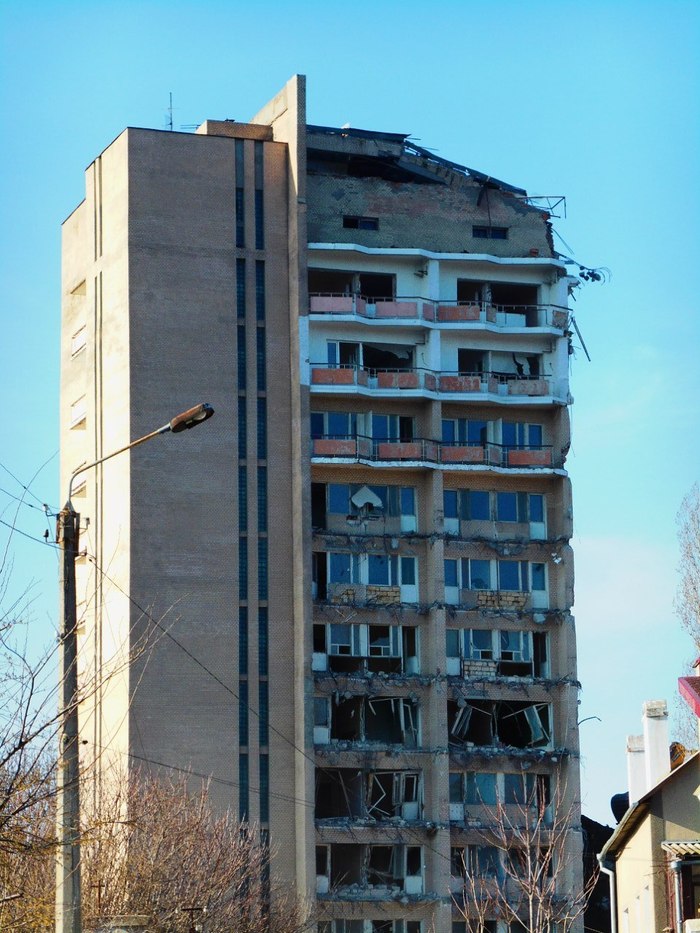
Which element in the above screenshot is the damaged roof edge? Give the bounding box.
[308,243,568,269]
[306,124,528,197]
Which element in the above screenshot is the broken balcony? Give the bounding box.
[316,843,423,897]
[447,699,551,750]
[315,768,422,822]
[314,695,419,748]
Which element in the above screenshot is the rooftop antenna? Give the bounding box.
[167,92,173,131]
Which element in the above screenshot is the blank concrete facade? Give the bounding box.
[60,75,583,932]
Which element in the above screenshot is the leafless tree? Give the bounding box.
[452,775,593,933]
[0,767,312,932]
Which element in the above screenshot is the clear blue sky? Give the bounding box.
[1,0,699,825]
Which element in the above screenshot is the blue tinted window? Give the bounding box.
[257,467,267,532]
[257,399,267,459]
[401,557,416,586]
[238,607,248,676]
[529,424,543,447]
[239,540,248,600]
[258,607,268,677]
[466,772,497,805]
[446,629,460,656]
[238,467,247,532]
[470,491,490,520]
[258,539,268,600]
[236,258,246,318]
[531,563,546,591]
[502,422,518,447]
[259,682,269,746]
[467,420,487,445]
[401,486,415,516]
[238,397,247,459]
[497,493,517,522]
[329,553,351,583]
[255,261,265,321]
[444,559,458,587]
[499,561,521,591]
[256,328,266,392]
[239,680,248,744]
[255,190,264,249]
[327,342,338,366]
[444,490,458,519]
[238,752,249,821]
[328,412,351,437]
[530,495,544,523]
[368,554,390,585]
[235,187,245,248]
[372,414,389,439]
[328,484,349,513]
[237,325,247,390]
[310,412,324,438]
[442,420,456,443]
[259,754,269,823]
[470,560,491,590]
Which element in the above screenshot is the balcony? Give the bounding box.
[309,293,569,331]
[311,365,556,400]
[311,435,560,470]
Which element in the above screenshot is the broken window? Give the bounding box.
[359,272,394,300]
[313,622,418,674]
[315,768,422,821]
[315,769,364,819]
[457,348,487,375]
[472,225,508,240]
[446,628,549,678]
[329,696,419,747]
[451,845,500,880]
[367,770,422,820]
[447,700,551,749]
[308,268,354,295]
[325,844,422,893]
[343,215,379,230]
[457,279,487,304]
[490,282,538,310]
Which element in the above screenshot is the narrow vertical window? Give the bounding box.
[258,467,267,532]
[257,399,267,459]
[258,538,268,601]
[238,539,248,601]
[256,327,266,391]
[235,139,245,248]
[238,607,248,676]
[259,754,269,823]
[238,466,247,533]
[259,607,268,677]
[237,324,247,391]
[238,680,248,745]
[255,190,264,250]
[238,752,249,821]
[255,261,265,321]
[236,258,246,318]
[238,397,247,460]
[259,681,269,747]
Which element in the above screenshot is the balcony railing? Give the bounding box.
[311,364,555,398]
[311,435,559,468]
[309,293,569,330]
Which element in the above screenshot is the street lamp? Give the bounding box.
[56,403,214,933]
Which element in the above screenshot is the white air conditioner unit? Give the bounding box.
[684,921,700,932]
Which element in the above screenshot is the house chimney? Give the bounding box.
[642,699,669,792]
[626,734,646,804]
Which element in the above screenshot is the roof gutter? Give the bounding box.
[597,856,618,933]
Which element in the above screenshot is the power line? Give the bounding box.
[0,516,59,548]
[0,452,58,511]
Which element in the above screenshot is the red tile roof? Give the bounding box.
[679,676,700,719]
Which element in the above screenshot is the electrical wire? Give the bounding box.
[0,453,58,511]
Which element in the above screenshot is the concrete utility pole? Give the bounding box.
[55,404,214,933]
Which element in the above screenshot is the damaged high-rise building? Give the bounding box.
[60,75,584,931]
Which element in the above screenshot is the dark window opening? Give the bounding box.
[457,348,486,375]
[448,700,551,749]
[359,272,394,300]
[473,225,508,240]
[343,215,379,230]
[363,342,413,372]
[313,551,328,601]
[457,279,487,304]
[311,483,327,529]
[308,268,354,295]
[490,282,538,309]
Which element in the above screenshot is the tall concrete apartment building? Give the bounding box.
[60,76,583,932]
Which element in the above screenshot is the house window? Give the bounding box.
[444,558,492,592]
[372,413,414,442]
[472,225,508,240]
[71,325,86,357]
[70,395,86,427]
[311,411,358,439]
[442,418,488,445]
[343,215,379,230]
[502,421,543,449]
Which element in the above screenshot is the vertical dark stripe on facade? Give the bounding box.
[258,607,268,678]
[235,139,245,248]
[254,141,264,250]
[256,327,266,392]
[255,261,265,322]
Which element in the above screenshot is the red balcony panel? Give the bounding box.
[440,445,486,464]
[437,304,480,322]
[310,295,354,314]
[507,379,549,397]
[313,439,357,457]
[372,300,418,318]
[439,374,482,393]
[376,371,420,389]
[312,368,357,386]
[376,441,424,460]
[506,449,552,467]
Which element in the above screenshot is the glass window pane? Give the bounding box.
[502,422,517,447]
[328,412,350,437]
[446,629,460,657]
[499,561,521,591]
[444,490,458,519]
[372,414,389,439]
[470,491,490,520]
[529,424,543,447]
[328,484,349,513]
[470,560,491,590]
[444,559,458,587]
[449,772,463,802]
[310,412,324,438]
[467,772,496,805]
[400,557,416,585]
[401,486,416,516]
[531,563,546,591]
[497,492,518,522]
[329,553,351,582]
[530,494,544,523]
[467,420,487,444]
[442,420,456,443]
[368,554,390,585]
[472,630,492,654]
[504,773,527,804]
